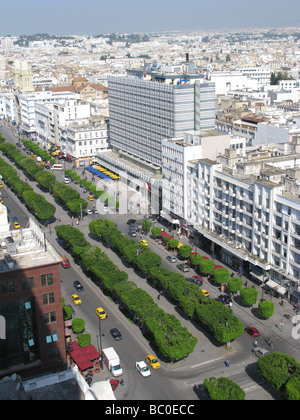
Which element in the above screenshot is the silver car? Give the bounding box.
[252,347,269,358]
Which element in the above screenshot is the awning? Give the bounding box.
[160,211,180,225]
[67,341,100,371]
[265,279,287,296]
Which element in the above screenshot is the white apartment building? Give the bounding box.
[210,71,259,96]
[237,66,271,90]
[179,139,300,304]
[60,117,109,167]
[35,99,90,149]
[16,89,80,139]
[161,130,246,222]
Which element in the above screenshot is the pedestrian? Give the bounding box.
[76,220,79,225]
[254,340,258,347]
[157,294,160,300]
[225,360,230,368]
[229,302,232,309]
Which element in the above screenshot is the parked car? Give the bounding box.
[86,209,92,215]
[74,280,84,292]
[135,361,151,377]
[87,195,94,201]
[127,219,136,225]
[110,328,123,341]
[129,230,137,237]
[252,347,269,358]
[200,289,210,298]
[245,327,260,338]
[177,263,189,272]
[218,294,232,304]
[166,255,177,263]
[139,240,148,246]
[191,275,203,284]
[129,225,135,231]
[62,177,71,184]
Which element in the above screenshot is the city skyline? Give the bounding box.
[1,0,299,37]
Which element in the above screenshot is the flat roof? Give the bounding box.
[0,219,62,274]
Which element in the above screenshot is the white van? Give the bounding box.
[51,164,63,171]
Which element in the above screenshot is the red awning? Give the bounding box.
[67,341,100,371]
[161,231,173,239]
[214,265,224,269]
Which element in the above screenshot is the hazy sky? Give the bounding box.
[1,0,299,36]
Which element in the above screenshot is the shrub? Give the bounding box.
[78,334,91,347]
[227,277,243,294]
[63,305,72,321]
[72,318,85,334]
[213,268,230,285]
[178,245,192,259]
[204,376,245,400]
[257,352,300,394]
[258,300,275,319]
[240,287,258,306]
[198,259,215,275]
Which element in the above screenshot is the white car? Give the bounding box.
[135,361,151,377]
[103,206,108,212]
[86,209,92,215]
[62,177,71,184]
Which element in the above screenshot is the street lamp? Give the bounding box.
[98,317,103,369]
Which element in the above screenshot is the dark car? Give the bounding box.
[191,275,203,284]
[218,294,232,304]
[74,280,84,292]
[110,328,123,340]
[127,219,136,225]
[245,327,260,338]
[177,263,190,272]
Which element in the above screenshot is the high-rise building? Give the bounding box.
[108,69,215,168]
[0,218,65,379]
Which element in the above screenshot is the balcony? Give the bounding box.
[194,224,270,269]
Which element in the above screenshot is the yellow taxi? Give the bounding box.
[13,221,21,229]
[72,294,81,305]
[87,195,94,201]
[96,307,107,319]
[145,354,160,369]
[139,240,148,247]
[0,182,3,187]
[200,289,209,298]
[0,198,3,204]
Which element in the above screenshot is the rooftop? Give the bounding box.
[0,218,62,273]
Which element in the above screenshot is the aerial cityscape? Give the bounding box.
[0,0,300,405]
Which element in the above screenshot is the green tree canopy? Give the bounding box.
[204,377,245,400]
[240,287,258,306]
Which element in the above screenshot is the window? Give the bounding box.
[44,311,56,324]
[22,277,34,290]
[46,330,58,344]
[1,280,15,294]
[43,292,55,305]
[41,273,53,286]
